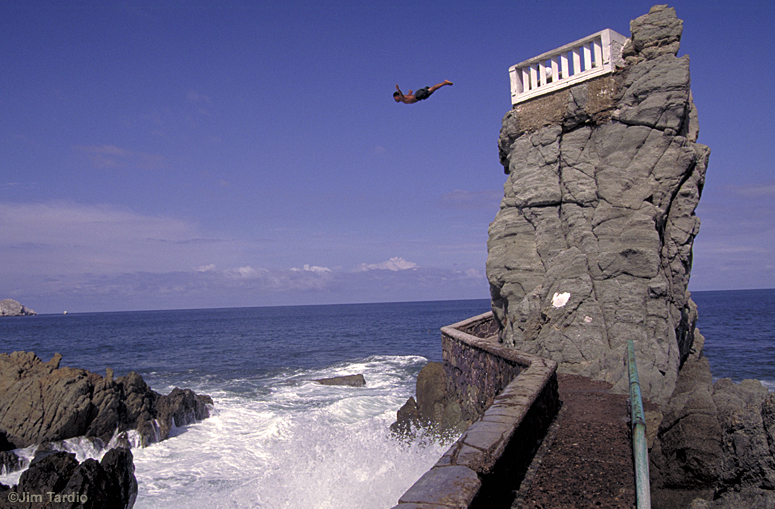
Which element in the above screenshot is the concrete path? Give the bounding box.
[512,374,637,509]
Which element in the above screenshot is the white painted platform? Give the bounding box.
[509,29,627,105]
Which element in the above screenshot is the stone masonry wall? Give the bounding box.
[392,313,559,508]
[442,313,522,423]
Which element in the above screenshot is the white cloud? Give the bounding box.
[73,145,168,170]
[357,257,417,271]
[464,268,484,279]
[291,264,332,274]
[730,182,775,198]
[0,202,493,313]
[186,90,211,103]
[10,264,491,313]
[224,266,269,279]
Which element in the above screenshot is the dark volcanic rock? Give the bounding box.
[0,448,137,509]
[314,374,366,387]
[0,431,14,452]
[390,397,421,435]
[0,351,213,449]
[0,451,21,475]
[0,299,36,317]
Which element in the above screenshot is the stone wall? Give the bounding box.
[442,313,522,423]
[391,313,559,508]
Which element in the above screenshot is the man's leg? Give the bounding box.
[428,80,453,93]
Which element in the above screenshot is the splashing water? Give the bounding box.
[1,356,455,509]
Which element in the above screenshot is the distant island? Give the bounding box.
[0,299,37,317]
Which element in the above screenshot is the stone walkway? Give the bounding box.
[512,374,638,509]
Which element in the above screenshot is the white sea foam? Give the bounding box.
[0,437,111,486]
[1,355,449,508]
[131,355,449,508]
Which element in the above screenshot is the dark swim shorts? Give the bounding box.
[415,86,432,100]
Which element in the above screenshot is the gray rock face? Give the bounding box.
[0,299,36,317]
[0,351,212,449]
[0,448,137,509]
[650,330,775,507]
[487,4,707,404]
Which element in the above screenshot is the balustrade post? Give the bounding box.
[508,28,627,105]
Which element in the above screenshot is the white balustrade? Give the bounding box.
[509,29,627,105]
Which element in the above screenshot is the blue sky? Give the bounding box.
[1,0,773,313]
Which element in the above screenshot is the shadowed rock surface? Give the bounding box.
[391,362,469,437]
[649,331,775,509]
[0,351,212,449]
[0,448,137,509]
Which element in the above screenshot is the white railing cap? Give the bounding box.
[510,28,627,69]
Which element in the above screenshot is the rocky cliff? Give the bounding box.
[488,5,775,507]
[0,300,36,317]
[487,4,707,405]
[0,351,212,450]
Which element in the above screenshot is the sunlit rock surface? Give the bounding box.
[487,4,707,405]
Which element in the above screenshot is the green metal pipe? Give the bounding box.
[627,339,651,509]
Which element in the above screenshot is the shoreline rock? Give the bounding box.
[649,329,775,508]
[0,299,37,317]
[314,374,366,387]
[0,448,137,509]
[0,351,213,450]
[391,362,469,438]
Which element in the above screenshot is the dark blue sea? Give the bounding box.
[692,289,775,389]
[0,299,490,508]
[0,292,772,507]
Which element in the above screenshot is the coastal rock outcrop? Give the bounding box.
[391,362,468,437]
[0,351,212,449]
[487,4,707,405]
[0,448,137,509]
[314,374,366,387]
[649,331,775,508]
[0,299,36,317]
